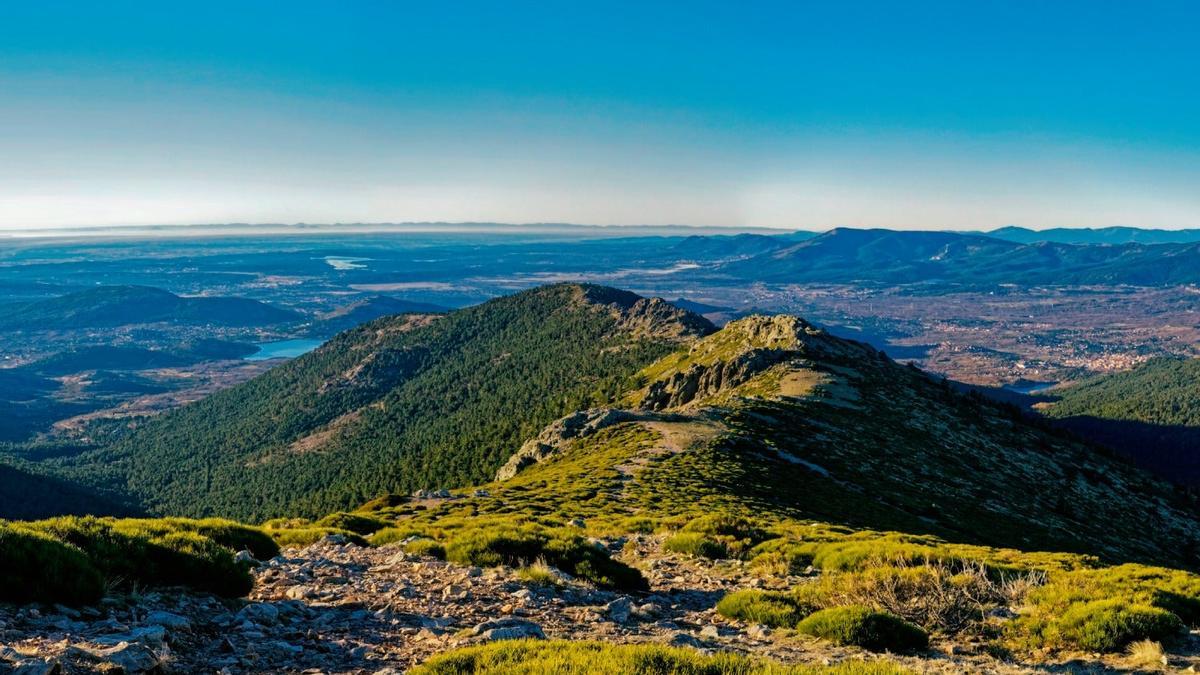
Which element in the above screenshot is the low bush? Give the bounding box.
[118,517,280,560]
[444,526,646,591]
[814,560,1019,633]
[1051,600,1181,653]
[0,523,105,605]
[411,639,912,674]
[749,539,816,576]
[663,514,769,559]
[797,606,928,652]
[405,537,447,559]
[1010,563,1200,652]
[716,589,815,627]
[516,562,564,587]
[268,527,368,548]
[315,512,390,535]
[663,531,727,559]
[21,516,254,598]
[370,527,428,547]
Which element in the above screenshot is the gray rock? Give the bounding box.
[746,623,771,639]
[699,625,721,639]
[237,603,281,626]
[144,610,190,630]
[605,597,633,623]
[471,617,545,641]
[234,549,260,566]
[668,632,704,648]
[93,642,161,674]
[93,625,166,647]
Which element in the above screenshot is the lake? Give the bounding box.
[245,339,324,361]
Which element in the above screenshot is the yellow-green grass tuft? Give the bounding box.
[411,639,912,674]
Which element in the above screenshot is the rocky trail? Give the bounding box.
[0,535,1187,674]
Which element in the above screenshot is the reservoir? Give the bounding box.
[245,338,324,360]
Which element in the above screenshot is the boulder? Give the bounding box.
[470,618,545,641]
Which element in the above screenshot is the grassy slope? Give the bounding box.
[60,284,710,520]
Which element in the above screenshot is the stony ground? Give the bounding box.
[1,535,1195,674]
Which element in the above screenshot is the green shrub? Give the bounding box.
[445,526,646,591]
[1009,563,1200,652]
[716,589,815,627]
[370,527,426,547]
[25,516,253,598]
[663,532,728,559]
[748,540,816,577]
[667,514,769,559]
[118,518,280,560]
[261,517,311,529]
[797,606,928,652]
[516,563,563,587]
[0,524,105,605]
[315,512,390,535]
[405,537,447,559]
[446,528,547,568]
[355,494,409,512]
[411,639,912,674]
[268,527,368,548]
[1052,600,1182,652]
[810,542,958,573]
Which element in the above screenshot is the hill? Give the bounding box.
[64,284,712,519]
[22,340,258,376]
[467,313,1198,568]
[311,295,448,335]
[0,285,301,329]
[720,228,1200,286]
[1037,357,1200,486]
[988,225,1200,245]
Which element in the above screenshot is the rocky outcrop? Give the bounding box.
[495,409,640,480]
[638,349,793,410]
[573,284,714,343]
[635,315,854,410]
[615,297,715,343]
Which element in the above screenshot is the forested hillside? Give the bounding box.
[61,284,712,520]
[1039,357,1200,485]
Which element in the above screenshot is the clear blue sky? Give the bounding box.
[2,1,1198,230]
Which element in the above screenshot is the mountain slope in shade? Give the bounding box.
[0,463,139,519]
[67,284,713,520]
[0,285,301,330]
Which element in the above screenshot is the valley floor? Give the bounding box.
[2,535,1191,674]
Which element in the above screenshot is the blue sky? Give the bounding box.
[1,1,1198,230]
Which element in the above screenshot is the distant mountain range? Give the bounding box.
[0,285,301,330]
[984,226,1200,245]
[717,228,1200,285]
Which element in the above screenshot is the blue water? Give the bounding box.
[245,339,324,360]
[1004,381,1058,395]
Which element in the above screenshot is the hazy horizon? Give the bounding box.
[3,2,1198,232]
